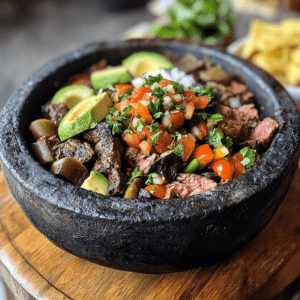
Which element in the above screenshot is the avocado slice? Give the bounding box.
[122,51,173,78]
[81,171,109,195]
[91,65,132,90]
[58,92,113,141]
[52,85,94,109]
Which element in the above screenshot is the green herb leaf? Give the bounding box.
[150,130,163,145]
[106,105,133,135]
[240,147,256,171]
[176,104,185,110]
[118,89,133,102]
[128,166,142,184]
[148,122,160,133]
[168,100,176,109]
[208,113,223,123]
[170,81,184,94]
[190,85,215,99]
[223,137,233,149]
[135,120,146,132]
[198,111,207,120]
[173,143,184,156]
[148,98,163,116]
[146,173,158,184]
[150,187,156,192]
[143,74,163,86]
[205,128,224,148]
[152,86,168,98]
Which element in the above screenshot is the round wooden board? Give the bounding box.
[0,157,299,300]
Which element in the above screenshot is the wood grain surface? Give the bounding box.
[0,154,299,300]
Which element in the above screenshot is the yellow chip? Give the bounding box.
[252,52,270,71]
[286,63,300,86]
[281,19,300,45]
[264,47,291,73]
[291,47,300,65]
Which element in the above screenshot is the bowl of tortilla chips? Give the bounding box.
[227,19,300,101]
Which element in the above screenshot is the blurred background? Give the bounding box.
[0,0,299,299]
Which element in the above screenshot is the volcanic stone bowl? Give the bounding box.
[0,39,299,274]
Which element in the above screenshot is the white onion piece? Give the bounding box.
[173,94,183,103]
[191,126,203,140]
[165,84,174,92]
[131,117,140,130]
[140,100,150,106]
[151,82,160,90]
[163,96,172,105]
[152,174,165,185]
[162,112,172,128]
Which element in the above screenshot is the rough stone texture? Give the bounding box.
[0,39,299,274]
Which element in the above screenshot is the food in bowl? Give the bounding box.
[29,51,279,200]
[236,19,300,87]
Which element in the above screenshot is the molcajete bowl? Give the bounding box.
[0,39,299,274]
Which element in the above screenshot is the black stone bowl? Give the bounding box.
[0,39,299,274]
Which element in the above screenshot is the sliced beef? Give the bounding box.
[163,185,176,199]
[42,102,69,126]
[219,119,249,143]
[233,104,260,124]
[124,147,157,175]
[167,174,218,198]
[53,138,95,164]
[249,117,279,146]
[84,122,112,144]
[148,150,184,184]
[176,53,204,73]
[67,73,93,88]
[216,104,233,119]
[91,125,126,195]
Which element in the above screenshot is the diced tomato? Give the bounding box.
[116,99,130,113]
[184,90,211,109]
[123,132,145,148]
[130,87,152,103]
[139,140,152,156]
[179,136,195,162]
[115,83,133,96]
[191,144,214,169]
[145,185,166,199]
[154,132,173,154]
[135,102,153,124]
[211,158,234,180]
[159,79,171,87]
[231,153,244,178]
[197,120,209,138]
[144,124,167,139]
[170,111,185,131]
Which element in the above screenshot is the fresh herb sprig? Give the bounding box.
[118,89,133,102]
[142,74,163,86]
[190,85,215,99]
[240,147,256,172]
[106,105,132,135]
[148,98,164,117]
[128,166,142,184]
[152,86,168,98]
[146,173,158,184]
[205,126,233,149]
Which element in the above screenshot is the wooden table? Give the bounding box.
[1,103,300,299]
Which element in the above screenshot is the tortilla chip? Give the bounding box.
[286,64,300,86]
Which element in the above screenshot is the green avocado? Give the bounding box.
[91,65,132,90]
[58,92,113,141]
[122,51,173,77]
[81,171,109,195]
[52,85,94,109]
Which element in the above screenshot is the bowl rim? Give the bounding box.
[0,38,299,223]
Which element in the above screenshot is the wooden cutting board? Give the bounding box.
[0,103,300,299]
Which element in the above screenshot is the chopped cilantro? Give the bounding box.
[148,122,160,133]
[223,137,233,148]
[168,123,173,129]
[148,98,163,116]
[142,74,163,86]
[208,99,220,109]
[176,104,185,110]
[146,173,158,184]
[118,89,133,102]
[240,147,256,172]
[173,143,184,156]
[135,120,146,132]
[150,130,163,145]
[170,81,184,94]
[198,111,207,120]
[128,166,142,184]
[125,129,133,134]
[205,128,224,148]
[208,114,223,123]
[152,86,168,98]
[154,111,165,119]
[190,85,215,99]
[150,187,156,192]
[168,100,176,109]
[106,105,133,135]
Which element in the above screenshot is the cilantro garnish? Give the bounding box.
[150,187,156,192]
[118,89,133,102]
[146,173,158,184]
[150,130,163,145]
[223,137,233,149]
[152,86,168,98]
[176,104,185,110]
[168,100,176,109]
[148,122,160,133]
[154,111,165,119]
[173,143,184,156]
[142,74,163,86]
[125,129,133,134]
[240,147,256,172]
[205,128,224,148]
[190,85,215,99]
[170,81,184,94]
[208,114,223,123]
[128,166,142,184]
[148,98,163,117]
[106,105,132,135]
[135,120,146,132]
[208,99,220,109]
[198,111,207,120]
